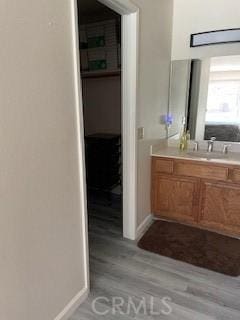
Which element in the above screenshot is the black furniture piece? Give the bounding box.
[85,133,121,194]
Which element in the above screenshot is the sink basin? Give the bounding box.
[187,151,228,160]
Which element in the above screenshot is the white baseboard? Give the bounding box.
[54,286,89,320]
[136,214,153,240]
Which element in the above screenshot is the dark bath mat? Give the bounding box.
[138,220,240,277]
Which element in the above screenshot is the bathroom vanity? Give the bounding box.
[151,147,240,238]
[157,53,240,238]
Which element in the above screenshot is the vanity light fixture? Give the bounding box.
[190,28,240,47]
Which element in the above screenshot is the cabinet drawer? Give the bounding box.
[229,168,240,183]
[174,161,228,181]
[153,158,173,174]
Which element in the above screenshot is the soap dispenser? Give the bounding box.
[179,127,187,151]
[179,128,190,151]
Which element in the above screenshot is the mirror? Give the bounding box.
[168,55,240,142]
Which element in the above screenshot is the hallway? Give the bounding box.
[70,201,240,320]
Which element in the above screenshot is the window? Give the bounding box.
[206,79,240,124]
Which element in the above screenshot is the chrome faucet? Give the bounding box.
[222,144,231,154]
[193,141,199,151]
[207,137,216,153]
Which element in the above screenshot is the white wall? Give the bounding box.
[132,0,173,226]
[0,1,87,319]
[172,0,240,60]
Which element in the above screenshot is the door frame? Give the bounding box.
[80,0,139,240]
[71,0,139,295]
[99,0,139,241]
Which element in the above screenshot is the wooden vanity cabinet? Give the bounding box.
[199,180,240,236]
[152,157,240,237]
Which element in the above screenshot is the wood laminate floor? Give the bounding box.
[70,198,240,320]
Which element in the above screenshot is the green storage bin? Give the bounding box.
[88,60,107,71]
[88,36,105,48]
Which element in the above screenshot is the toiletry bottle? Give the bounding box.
[186,130,191,150]
[179,128,186,151]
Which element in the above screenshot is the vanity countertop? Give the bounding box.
[151,146,240,166]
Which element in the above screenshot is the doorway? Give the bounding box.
[76,0,139,242]
[78,1,123,237]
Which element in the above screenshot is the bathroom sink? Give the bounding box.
[186,151,228,160]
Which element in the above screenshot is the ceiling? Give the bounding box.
[78,0,104,15]
[78,0,116,19]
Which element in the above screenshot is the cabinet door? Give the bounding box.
[152,174,200,223]
[200,180,240,236]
